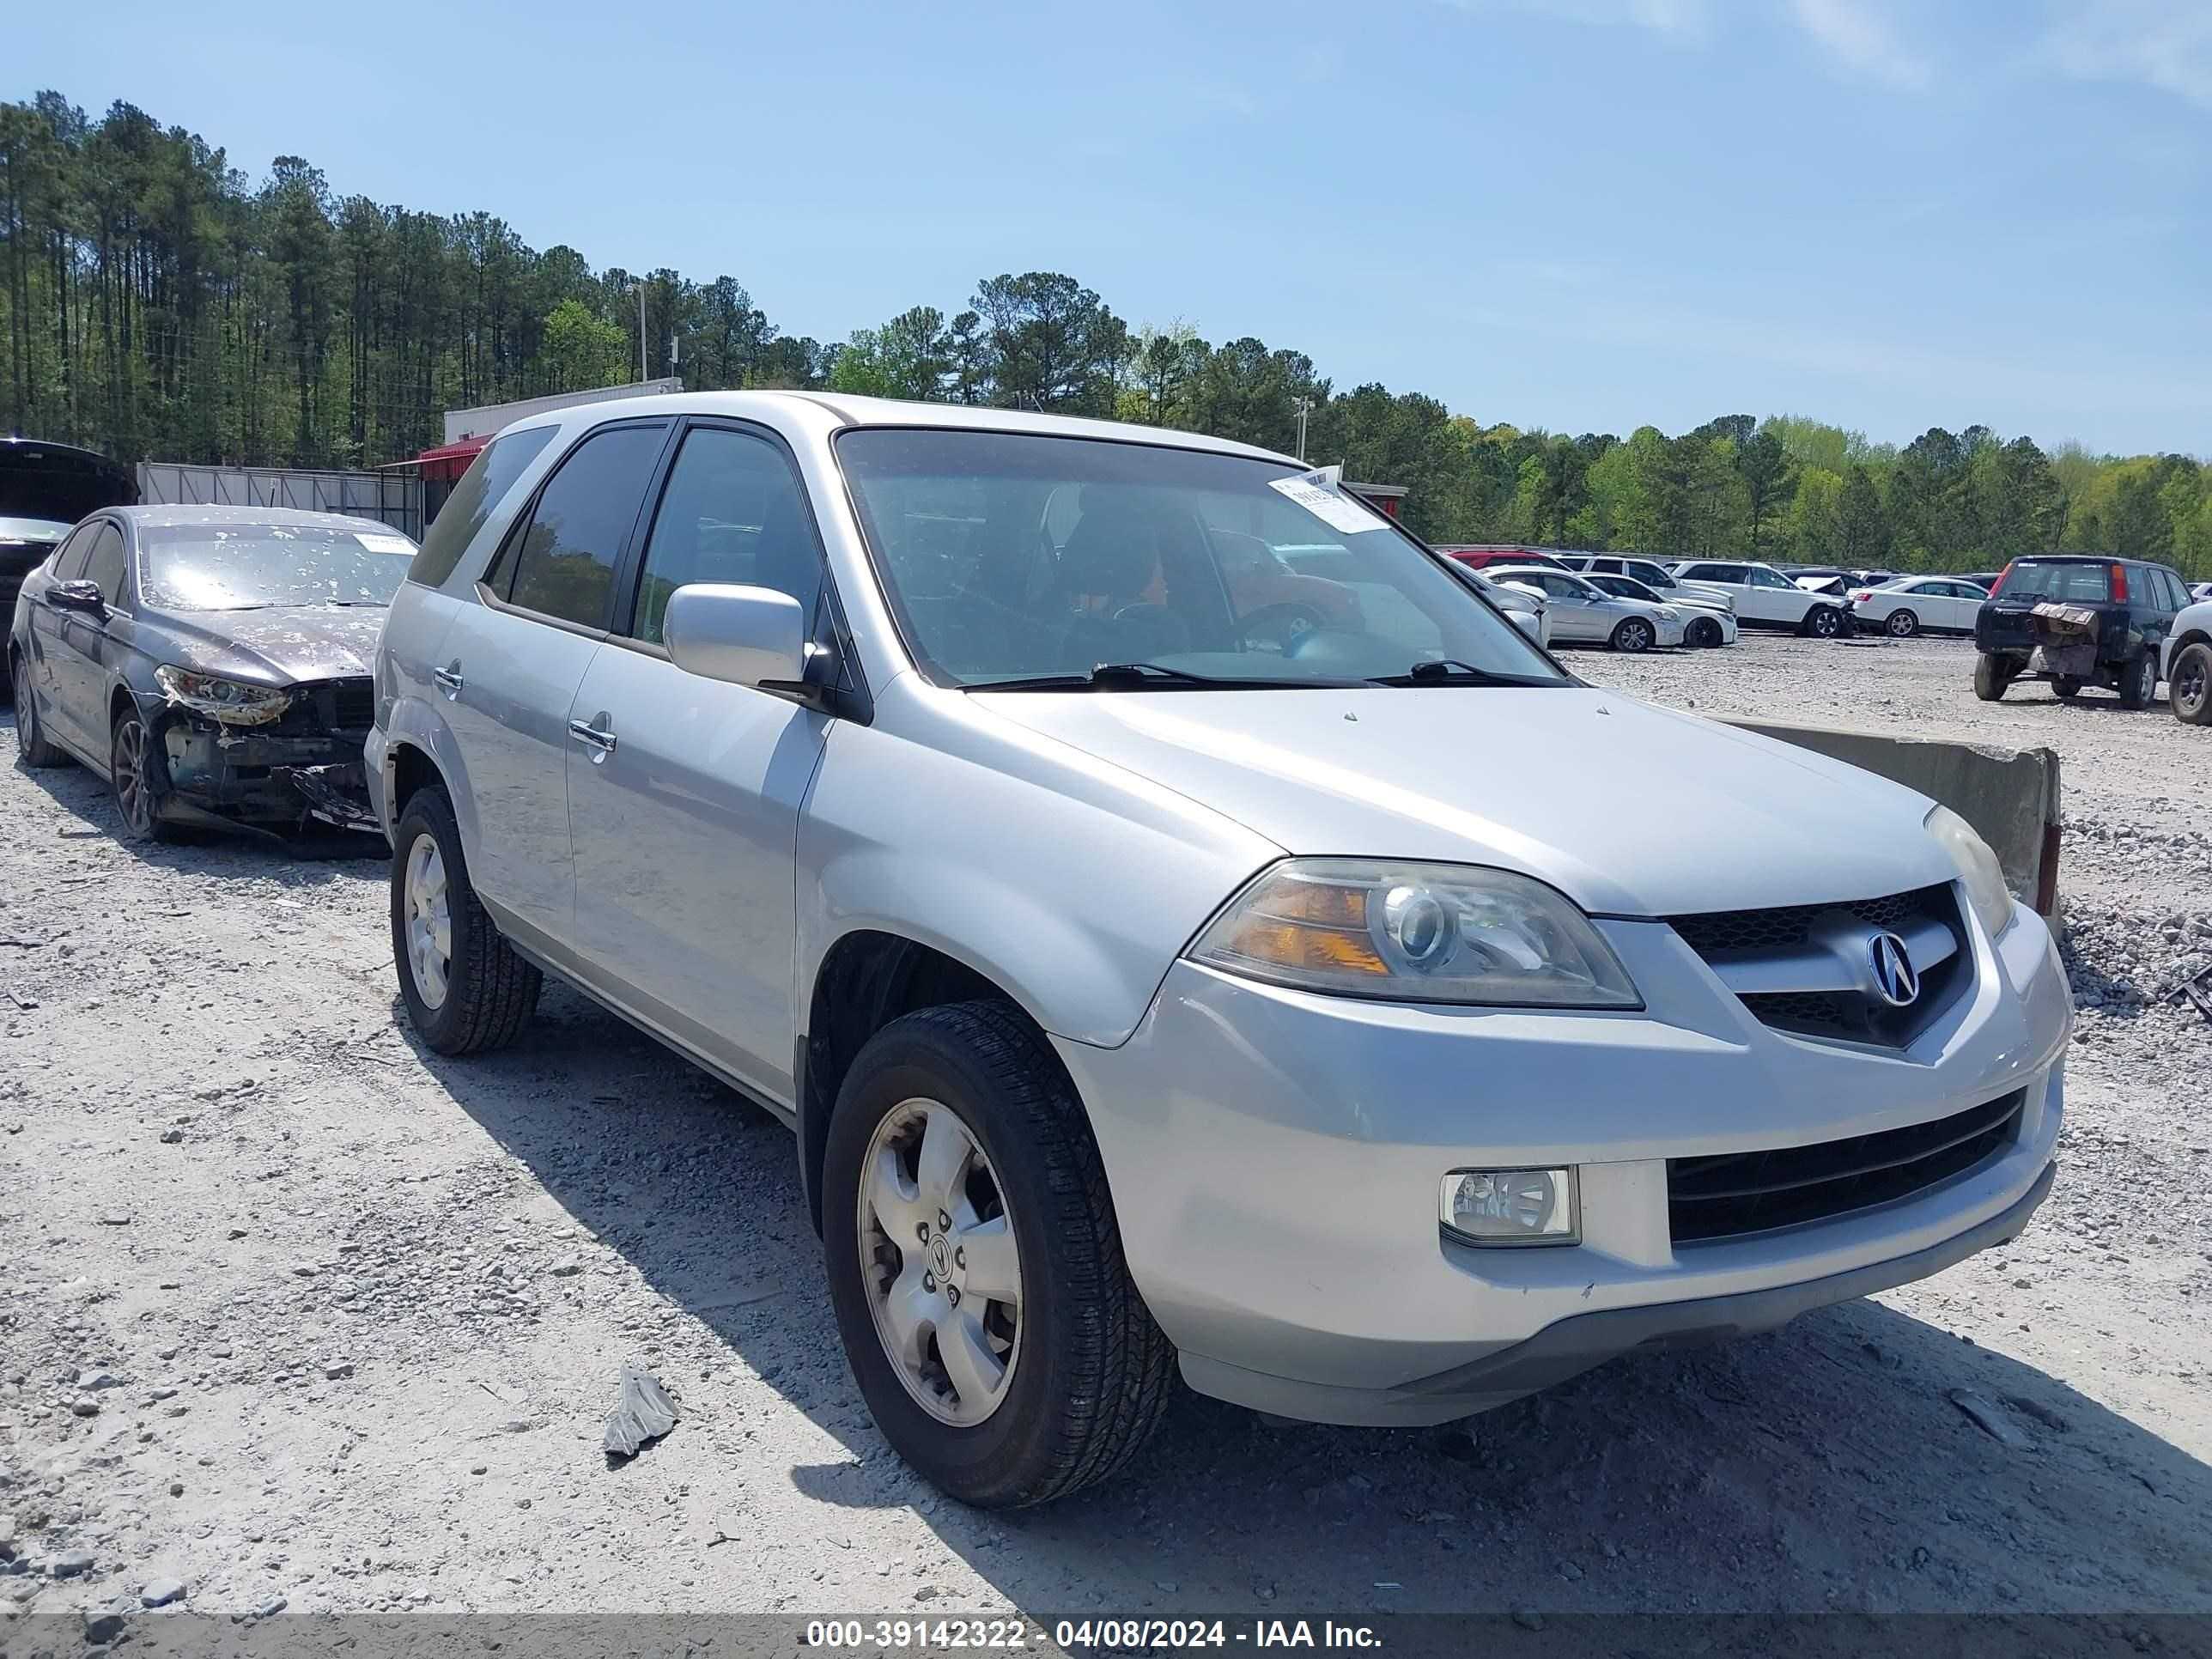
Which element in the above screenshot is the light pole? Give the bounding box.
[1293,398,1313,463]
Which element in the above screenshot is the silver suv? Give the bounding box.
[368,393,2070,1507]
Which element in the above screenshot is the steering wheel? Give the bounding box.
[1237,603,1327,654]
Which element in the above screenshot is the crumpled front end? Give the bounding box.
[143,676,380,835]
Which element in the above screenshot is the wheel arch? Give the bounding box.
[798,929,1059,1236]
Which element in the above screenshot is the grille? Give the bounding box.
[330,678,374,728]
[1668,1089,2025,1244]
[1668,884,1967,1047]
[1668,884,1949,957]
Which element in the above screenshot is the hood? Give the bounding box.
[156,605,388,684]
[973,685,1959,917]
[0,515,71,545]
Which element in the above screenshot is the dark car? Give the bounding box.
[0,438,138,622]
[8,505,416,841]
[1972,555,2191,708]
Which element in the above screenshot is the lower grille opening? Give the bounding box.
[1668,1089,2026,1244]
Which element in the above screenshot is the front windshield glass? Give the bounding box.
[836,428,1564,688]
[141,523,416,611]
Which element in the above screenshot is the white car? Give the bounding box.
[1848,577,1990,639]
[2165,598,2212,724]
[2191,582,2212,604]
[1670,560,1854,639]
[1489,565,1686,652]
[1583,572,1736,648]
[1560,554,1735,611]
[1451,565,1551,647]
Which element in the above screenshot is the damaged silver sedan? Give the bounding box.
[6,505,415,843]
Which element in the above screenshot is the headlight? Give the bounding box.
[1656,606,1680,621]
[155,665,292,726]
[1924,805,2014,938]
[1189,859,1642,1008]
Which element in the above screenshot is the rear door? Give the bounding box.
[1677,562,1755,617]
[434,419,672,947]
[23,521,99,750]
[563,420,838,1103]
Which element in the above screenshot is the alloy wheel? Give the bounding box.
[857,1098,1024,1427]
[1812,608,1843,638]
[12,659,34,746]
[403,834,453,1010]
[1887,611,1917,637]
[112,717,155,835]
[2178,653,2209,718]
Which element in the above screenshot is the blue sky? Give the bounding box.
[15,0,2210,454]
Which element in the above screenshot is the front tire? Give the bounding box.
[110,706,179,842]
[2118,651,2157,711]
[1885,609,1919,638]
[390,785,541,1054]
[1804,605,1846,639]
[1685,617,1722,649]
[2052,677,2082,701]
[10,654,67,768]
[2170,642,2212,725]
[1609,617,1656,653]
[823,1001,1174,1508]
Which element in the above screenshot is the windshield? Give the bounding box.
[141,523,416,611]
[836,429,1564,689]
[1999,562,2111,603]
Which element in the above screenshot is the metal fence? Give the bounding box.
[135,464,425,541]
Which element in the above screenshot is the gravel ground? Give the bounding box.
[1,634,2207,1637]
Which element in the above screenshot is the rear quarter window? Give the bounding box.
[407,427,560,589]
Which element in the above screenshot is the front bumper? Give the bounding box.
[149,702,378,834]
[1054,896,2070,1425]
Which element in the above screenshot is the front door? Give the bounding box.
[434,418,672,945]
[565,421,837,1105]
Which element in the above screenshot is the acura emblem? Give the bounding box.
[1868,932,1920,1007]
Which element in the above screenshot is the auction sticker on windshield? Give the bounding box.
[356,532,415,555]
[1267,470,1386,536]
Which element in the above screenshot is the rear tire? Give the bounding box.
[823,1001,1175,1508]
[1609,617,1656,653]
[2118,651,2157,711]
[390,785,541,1054]
[2170,642,2212,725]
[1885,609,1919,638]
[10,654,67,768]
[1973,653,2014,702]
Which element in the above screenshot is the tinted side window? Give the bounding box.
[632,427,824,645]
[2156,569,2185,611]
[84,523,128,603]
[507,424,669,630]
[51,523,99,580]
[408,426,559,588]
[1749,568,1794,589]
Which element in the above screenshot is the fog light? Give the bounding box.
[1439,1168,1578,1245]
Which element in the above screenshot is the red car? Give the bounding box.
[1436,545,1571,572]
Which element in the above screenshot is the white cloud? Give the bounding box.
[1785,0,1932,90]
[2040,0,2212,108]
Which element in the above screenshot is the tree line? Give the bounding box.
[3,91,2206,579]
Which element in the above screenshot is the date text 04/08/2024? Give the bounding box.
[803,1620,1385,1650]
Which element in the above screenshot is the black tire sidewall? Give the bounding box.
[390,788,477,1050]
[821,1011,1105,1506]
[110,708,164,841]
[2172,644,2212,723]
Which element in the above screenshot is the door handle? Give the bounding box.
[568,719,617,759]
[432,664,464,698]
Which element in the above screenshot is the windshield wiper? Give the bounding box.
[971,662,1360,692]
[1368,659,1553,688]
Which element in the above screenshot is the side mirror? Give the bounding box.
[50,580,106,615]
[663,583,807,691]
[1509,610,1542,641]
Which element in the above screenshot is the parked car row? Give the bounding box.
[0,401,2090,1510]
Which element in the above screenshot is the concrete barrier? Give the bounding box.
[1727,720,2063,918]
